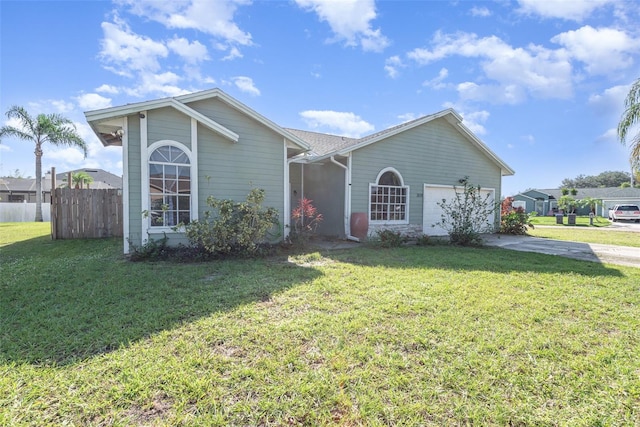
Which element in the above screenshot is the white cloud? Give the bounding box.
[116,0,252,46]
[470,6,491,17]
[295,0,389,52]
[26,99,75,114]
[551,26,638,75]
[384,56,404,79]
[222,46,243,61]
[95,84,120,94]
[299,110,374,138]
[75,93,112,111]
[124,72,188,98]
[516,0,613,22]
[167,37,209,63]
[588,84,629,115]
[231,76,260,96]
[460,109,490,136]
[407,31,573,103]
[422,68,449,89]
[397,113,418,123]
[100,18,168,73]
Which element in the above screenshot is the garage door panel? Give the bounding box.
[423,184,495,236]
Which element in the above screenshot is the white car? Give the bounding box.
[608,204,640,222]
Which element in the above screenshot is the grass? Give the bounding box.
[1,223,640,425]
[528,215,640,247]
[530,215,611,227]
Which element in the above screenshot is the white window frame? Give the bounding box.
[369,167,409,225]
[146,140,193,230]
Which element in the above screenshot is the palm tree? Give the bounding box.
[618,78,640,186]
[0,106,87,221]
[62,171,94,189]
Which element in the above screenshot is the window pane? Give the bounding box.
[164,179,178,193]
[178,166,190,179]
[150,178,163,193]
[165,165,177,179]
[178,211,191,224]
[149,163,163,178]
[178,180,191,193]
[178,196,190,210]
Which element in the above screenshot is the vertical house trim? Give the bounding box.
[283,141,290,238]
[191,118,199,221]
[122,117,130,254]
[139,111,149,243]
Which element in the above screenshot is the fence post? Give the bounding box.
[51,167,56,240]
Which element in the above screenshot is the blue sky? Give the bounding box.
[1,0,639,196]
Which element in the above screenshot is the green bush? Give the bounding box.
[184,188,279,257]
[375,229,407,248]
[500,208,534,235]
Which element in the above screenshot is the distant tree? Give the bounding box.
[0,106,87,221]
[62,171,94,189]
[560,171,630,188]
[618,77,640,186]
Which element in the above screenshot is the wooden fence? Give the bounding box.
[51,188,123,239]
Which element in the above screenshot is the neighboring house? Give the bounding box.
[512,188,640,216]
[0,169,122,203]
[85,88,514,254]
[0,177,53,203]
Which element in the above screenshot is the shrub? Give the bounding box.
[375,229,407,248]
[500,208,534,235]
[184,188,279,257]
[289,198,323,246]
[435,177,498,246]
[128,234,170,261]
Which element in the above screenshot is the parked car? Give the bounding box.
[608,204,640,222]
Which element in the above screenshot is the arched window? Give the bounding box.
[149,145,191,227]
[369,168,409,223]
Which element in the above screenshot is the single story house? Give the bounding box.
[0,168,122,203]
[85,88,514,254]
[512,187,640,216]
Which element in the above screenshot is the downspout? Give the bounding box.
[330,156,359,242]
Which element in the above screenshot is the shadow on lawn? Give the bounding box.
[0,237,323,366]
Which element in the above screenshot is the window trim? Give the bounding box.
[146,140,193,230]
[369,167,410,225]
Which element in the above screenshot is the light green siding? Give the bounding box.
[350,117,502,227]
[126,115,143,246]
[189,99,285,220]
[147,107,191,149]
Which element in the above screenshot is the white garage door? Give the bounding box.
[423,184,496,236]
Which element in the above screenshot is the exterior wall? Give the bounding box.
[350,117,502,235]
[191,98,286,223]
[512,195,536,214]
[148,107,191,149]
[126,114,143,247]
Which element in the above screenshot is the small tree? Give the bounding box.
[558,195,577,214]
[63,171,94,189]
[290,198,323,245]
[435,177,498,246]
[578,197,602,215]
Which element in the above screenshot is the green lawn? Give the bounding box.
[1,223,639,425]
[526,216,640,248]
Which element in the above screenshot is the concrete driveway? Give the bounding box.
[483,234,640,268]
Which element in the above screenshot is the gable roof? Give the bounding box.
[288,109,514,176]
[531,187,640,200]
[85,88,310,151]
